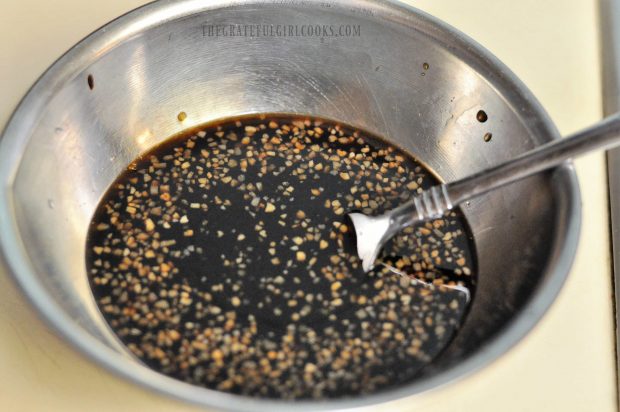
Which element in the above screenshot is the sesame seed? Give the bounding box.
[86,115,475,400]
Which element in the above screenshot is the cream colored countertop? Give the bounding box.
[0,0,617,411]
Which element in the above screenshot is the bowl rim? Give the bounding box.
[0,0,581,410]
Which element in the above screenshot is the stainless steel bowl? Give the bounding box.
[0,0,580,410]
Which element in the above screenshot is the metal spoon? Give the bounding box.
[349,113,620,272]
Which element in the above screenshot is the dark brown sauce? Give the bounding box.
[86,115,476,399]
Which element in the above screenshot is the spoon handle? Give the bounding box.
[446,113,620,205]
[390,113,620,227]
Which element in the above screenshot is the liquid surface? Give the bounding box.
[86,115,476,399]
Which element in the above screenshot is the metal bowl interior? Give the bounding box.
[0,0,580,410]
